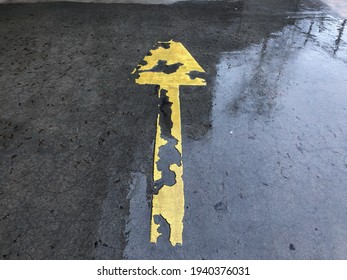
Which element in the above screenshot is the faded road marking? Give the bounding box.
[132,40,205,246]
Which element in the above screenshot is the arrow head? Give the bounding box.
[132,40,206,87]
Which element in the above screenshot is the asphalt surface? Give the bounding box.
[0,0,346,259]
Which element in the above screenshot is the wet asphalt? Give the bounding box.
[0,0,346,259]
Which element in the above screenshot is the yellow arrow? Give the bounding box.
[132,40,206,246]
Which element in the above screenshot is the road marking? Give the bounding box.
[132,40,206,246]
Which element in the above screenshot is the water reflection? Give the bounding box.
[334,19,346,54]
[320,0,347,19]
[188,0,347,259]
[215,1,347,120]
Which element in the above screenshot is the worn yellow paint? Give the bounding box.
[151,85,184,246]
[134,40,206,87]
[133,40,206,246]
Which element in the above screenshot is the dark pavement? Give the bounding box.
[0,0,346,259]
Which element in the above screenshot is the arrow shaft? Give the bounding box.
[150,85,184,246]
